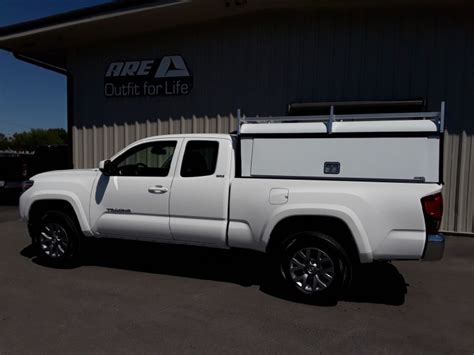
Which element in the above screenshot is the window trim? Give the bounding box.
[110,140,178,177]
[179,140,220,178]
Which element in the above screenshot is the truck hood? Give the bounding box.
[31,169,100,182]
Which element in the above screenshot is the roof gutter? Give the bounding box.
[13,53,67,75]
[0,0,188,42]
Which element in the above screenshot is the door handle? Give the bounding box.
[148,185,169,194]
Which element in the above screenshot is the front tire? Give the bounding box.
[279,232,352,303]
[31,211,81,265]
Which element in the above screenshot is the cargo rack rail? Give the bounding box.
[237,101,445,134]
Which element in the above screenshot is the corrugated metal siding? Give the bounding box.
[443,130,474,233]
[72,115,236,165]
[70,8,474,233]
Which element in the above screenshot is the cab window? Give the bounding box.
[180,141,219,177]
[113,141,177,176]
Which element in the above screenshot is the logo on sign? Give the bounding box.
[104,55,193,97]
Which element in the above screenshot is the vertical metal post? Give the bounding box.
[237,108,241,135]
[328,105,335,134]
[440,101,446,133]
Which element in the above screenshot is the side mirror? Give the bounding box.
[99,160,114,176]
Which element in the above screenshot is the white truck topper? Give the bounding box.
[238,102,444,183]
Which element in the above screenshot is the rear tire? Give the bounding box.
[31,210,81,265]
[278,232,352,303]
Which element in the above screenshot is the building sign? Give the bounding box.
[104,55,193,97]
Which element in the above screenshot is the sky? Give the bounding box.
[0,0,112,135]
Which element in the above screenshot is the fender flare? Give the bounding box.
[26,190,93,236]
[261,204,373,262]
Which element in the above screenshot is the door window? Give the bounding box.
[180,141,219,177]
[113,141,177,176]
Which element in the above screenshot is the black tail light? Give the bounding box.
[421,192,443,233]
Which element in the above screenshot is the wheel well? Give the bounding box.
[29,200,80,229]
[266,215,361,263]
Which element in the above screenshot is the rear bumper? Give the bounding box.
[422,233,445,261]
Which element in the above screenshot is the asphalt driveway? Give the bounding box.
[0,206,473,353]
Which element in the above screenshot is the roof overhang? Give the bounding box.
[1,0,473,71]
[0,0,214,69]
[0,0,312,70]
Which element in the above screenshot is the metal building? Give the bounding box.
[0,0,473,234]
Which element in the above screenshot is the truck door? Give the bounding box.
[91,138,182,241]
[169,138,232,246]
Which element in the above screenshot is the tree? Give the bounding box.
[0,133,9,150]
[0,128,68,152]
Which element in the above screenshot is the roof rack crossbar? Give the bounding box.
[240,101,446,133]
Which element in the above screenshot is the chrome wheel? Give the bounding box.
[39,223,69,259]
[289,247,335,294]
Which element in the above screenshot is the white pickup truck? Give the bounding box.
[19,104,445,301]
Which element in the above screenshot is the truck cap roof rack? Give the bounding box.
[288,99,426,116]
[237,101,445,134]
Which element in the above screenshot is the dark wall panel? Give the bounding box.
[70,8,473,134]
